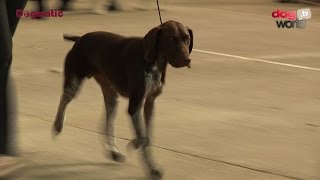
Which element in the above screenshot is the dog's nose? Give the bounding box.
[184,58,191,63]
[184,59,191,68]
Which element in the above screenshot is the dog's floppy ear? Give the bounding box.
[144,26,161,63]
[187,26,193,54]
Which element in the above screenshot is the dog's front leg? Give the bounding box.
[128,97,163,179]
[143,98,154,142]
[144,88,162,141]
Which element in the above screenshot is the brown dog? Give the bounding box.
[53,20,193,178]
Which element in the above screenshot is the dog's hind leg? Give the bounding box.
[53,75,83,135]
[53,71,84,136]
[100,85,126,162]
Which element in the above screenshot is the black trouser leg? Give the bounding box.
[61,0,71,10]
[0,0,27,155]
[37,0,46,12]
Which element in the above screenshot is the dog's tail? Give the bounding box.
[61,34,80,42]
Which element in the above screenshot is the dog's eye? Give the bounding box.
[184,36,190,43]
[169,36,175,41]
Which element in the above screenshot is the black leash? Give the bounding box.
[156,0,163,24]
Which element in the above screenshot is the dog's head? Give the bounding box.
[144,20,193,68]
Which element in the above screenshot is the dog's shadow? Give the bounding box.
[6,161,147,180]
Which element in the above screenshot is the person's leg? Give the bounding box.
[38,0,45,12]
[0,0,27,177]
[0,0,27,155]
[0,0,14,155]
[61,0,68,8]
[108,0,121,11]
[60,0,72,11]
[35,0,47,20]
[6,0,28,36]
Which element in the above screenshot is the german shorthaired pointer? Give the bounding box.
[52,20,193,178]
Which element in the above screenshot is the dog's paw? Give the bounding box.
[150,168,163,179]
[110,151,126,163]
[52,121,63,136]
[141,137,150,148]
[126,137,150,151]
[126,139,141,151]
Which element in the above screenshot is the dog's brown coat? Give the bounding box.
[53,20,193,178]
